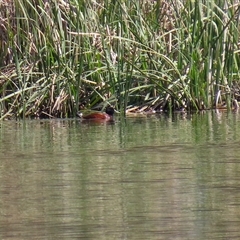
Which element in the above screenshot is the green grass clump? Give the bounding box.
[0,0,239,119]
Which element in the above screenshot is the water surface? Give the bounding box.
[0,111,240,239]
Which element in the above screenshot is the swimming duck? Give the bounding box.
[79,107,115,121]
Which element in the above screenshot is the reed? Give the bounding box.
[0,0,239,119]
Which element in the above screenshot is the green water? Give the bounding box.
[0,111,240,239]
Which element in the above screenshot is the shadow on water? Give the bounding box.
[0,111,240,239]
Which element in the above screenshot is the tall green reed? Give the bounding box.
[0,0,239,119]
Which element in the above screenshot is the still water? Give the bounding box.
[0,111,240,239]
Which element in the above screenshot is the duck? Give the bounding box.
[78,107,115,121]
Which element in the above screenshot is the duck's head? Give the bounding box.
[105,107,115,116]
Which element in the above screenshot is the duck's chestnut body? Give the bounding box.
[81,107,114,121]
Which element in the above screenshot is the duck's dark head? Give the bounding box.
[105,107,115,116]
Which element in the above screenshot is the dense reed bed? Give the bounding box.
[0,0,239,119]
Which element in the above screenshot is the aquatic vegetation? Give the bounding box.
[0,0,239,119]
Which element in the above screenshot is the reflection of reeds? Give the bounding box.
[0,0,239,119]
